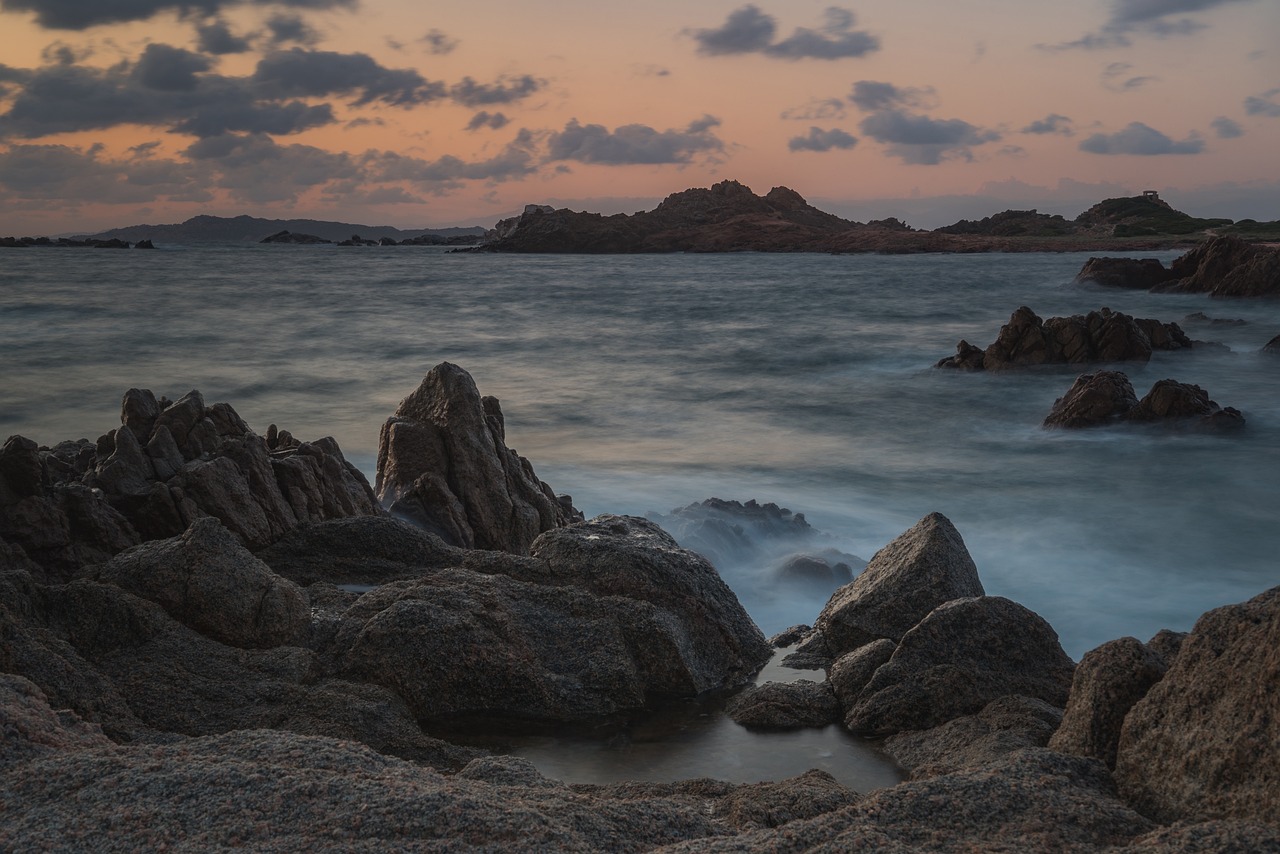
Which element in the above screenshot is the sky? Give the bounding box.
[0,0,1277,233]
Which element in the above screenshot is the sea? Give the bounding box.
[3,243,1277,787]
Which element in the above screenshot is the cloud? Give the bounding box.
[196,18,252,54]
[366,130,539,189]
[132,43,214,91]
[465,110,509,131]
[546,116,724,165]
[0,141,210,202]
[1211,116,1243,138]
[781,97,846,121]
[448,74,543,107]
[265,12,321,46]
[788,126,857,152]
[633,64,671,78]
[1101,62,1156,91]
[420,28,458,55]
[858,108,1000,164]
[1041,0,1255,50]
[848,80,934,112]
[252,48,446,106]
[1078,122,1204,154]
[1021,114,1074,135]
[687,5,879,60]
[1244,88,1280,117]
[0,0,358,30]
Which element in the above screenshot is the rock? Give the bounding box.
[260,230,332,244]
[768,624,811,648]
[658,749,1156,853]
[1045,373,1245,431]
[1075,256,1176,289]
[939,306,1192,372]
[844,596,1075,736]
[330,516,771,727]
[884,695,1064,779]
[1144,628,1187,664]
[829,638,896,711]
[1043,370,1139,428]
[1160,235,1280,297]
[779,628,834,670]
[133,239,155,249]
[1119,820,1280,852]
[708,770,860,830]
[1048,637,1168,769]
[774,554,854,589]
[1264,333,1280,354]
[725,680,839,729]
[256,515,464,586]
[375,363,580,554]
[0,674,111,767]
[92,517,308,649]
[816,513,983,658]
[1115,585,1280,824]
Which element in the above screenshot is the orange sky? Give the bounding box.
[0,0,1277,232]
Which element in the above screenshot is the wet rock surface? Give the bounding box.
[725,680,839,729]
[1044,372,1245,430]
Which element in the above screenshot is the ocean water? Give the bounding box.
[3,244,1278,784]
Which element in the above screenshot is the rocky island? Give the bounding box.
[2,363,1277,850]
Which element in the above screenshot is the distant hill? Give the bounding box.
[1073,195,1232,237]
[84,215,484,244]
[935,209,1076,238]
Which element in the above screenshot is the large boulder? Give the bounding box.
[1114,585,1280,824]
[1160,235,1280,297]
[1043,370,1139,428]
[1075,256,1177,290]
[844,596,1075,735]
[1048,636,1168,769]
[375,363,580,554]
[91,517,308,649]
[725,680,839,729]
[1129,379,1245,429]
[816,513,983,658]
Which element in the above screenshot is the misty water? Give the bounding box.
[3,244,1278,787]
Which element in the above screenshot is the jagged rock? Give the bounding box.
[934,339,985,370]
[91,517,308,649]
[816,513,983,658]
[725,680,839,729]
[256,515,464,587]
[1144,629,1187,664]
[375,363,580,554]
[1160,235,1280,297]
[829,639,896,711]
[1264,333,1280,353]
[885,695,1064,779]
[844,596,1075,736]
[1044,370,1139,427]
[1075,257,1176,289]
[939,306,1192,372]
[768,624,811,648]
[1130,379,1245,429]
[1115,585,1280,824]
[1048,637,1168,769]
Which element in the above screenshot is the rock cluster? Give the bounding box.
[1044,371,1245,430]
[375,362,582,554]
[1075,236,1280,297]
[1,390,377,582]
[936,306,1192,371]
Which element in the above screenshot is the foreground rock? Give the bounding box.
[1074,236,1280,297]
[725,680,838,729]
[1115,585,1280,825]
[0,389,378,582]
[936,306,1192,371]
[1044,371,1245,430]
[816,512,983,658]
[375,362,581,554]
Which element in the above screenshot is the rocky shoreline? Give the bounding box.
[2,365,1277,851]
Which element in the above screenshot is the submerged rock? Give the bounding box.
[375,362,581,554]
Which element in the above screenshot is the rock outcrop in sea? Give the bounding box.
[1043,371,1245,430]
[3,377,1278,851]
[936,306,1193,371]
[1075,235,1280,297]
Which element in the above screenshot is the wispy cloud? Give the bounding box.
[1040,0,1256,50]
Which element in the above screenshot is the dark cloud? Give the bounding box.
[1244,88,1280,117]
[420,28,457,55]
[1021,113,1074,135]
[1101,62,1156,91]
[252,48,447,106]
[170,97,334,136]
[546,116,723,165]
[132,43,214,91]
[787,126,857,152]
[781,97,846,121]
[40,40,91,65]
[367,131,539,189]
[1041,0,1254,50]
[0,141,210,203]
[1078,122,1204,154]
[465,110,509,131]
[448,74,543,107]
[688,5,880,60]
[0,0,358,31]
[859,109,1000,164]
[265,12,321,46]
[848,80,933,112]
[1210,116,1243,138]
[196,18,252,54]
